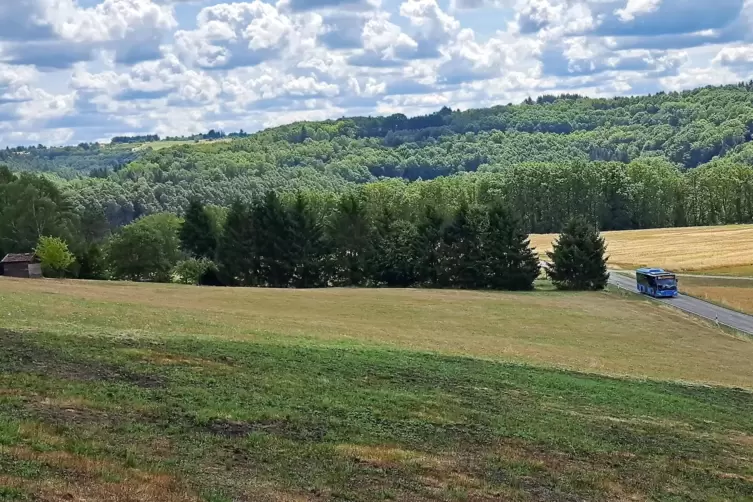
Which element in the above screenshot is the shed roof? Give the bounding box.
[1,253,38,264]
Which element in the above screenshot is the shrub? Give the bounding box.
[173,258,218,285]
[35,236,75,278]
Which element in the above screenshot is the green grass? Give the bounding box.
[2,329,753,501]
[1,279,753,500]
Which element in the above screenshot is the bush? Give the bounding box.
[173,258,218,285]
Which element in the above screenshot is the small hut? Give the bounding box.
[1,254,42,278]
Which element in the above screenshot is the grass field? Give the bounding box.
[531,224,753,273]
[2,278,753,501]
[680,275,753,315]
[132,139,231,151]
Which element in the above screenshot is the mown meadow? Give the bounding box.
[1,278,753,501]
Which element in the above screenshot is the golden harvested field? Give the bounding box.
[531,224,753,273]
[680,276,753,315]
[1,276,753,389]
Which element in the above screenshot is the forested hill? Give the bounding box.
[4,83,753,232]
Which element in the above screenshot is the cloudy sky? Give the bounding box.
[0,0,751,146]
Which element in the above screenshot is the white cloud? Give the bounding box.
[0,0,749,145]
[714,45,753,67]
[49,0,176,43]
[400,0,460,42]
[174,1,322,69]
[0,0,176,67]
[615,0,663,23]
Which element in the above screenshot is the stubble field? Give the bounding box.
[530,224,753,273]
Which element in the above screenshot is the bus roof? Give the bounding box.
[636,268,675,276]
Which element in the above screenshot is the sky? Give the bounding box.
[0,0,752,146]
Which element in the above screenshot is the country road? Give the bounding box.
[608,272,753,336]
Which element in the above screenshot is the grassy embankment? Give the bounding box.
[1,278,753,501]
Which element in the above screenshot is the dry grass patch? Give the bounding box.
[680,276,753,315]
[531,224,753,272]
[0,447,198,502]
[3,277,753,389]
[336,444,450,470]
[690,265,753,277]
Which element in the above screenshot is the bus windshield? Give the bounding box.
[656,278,677,289]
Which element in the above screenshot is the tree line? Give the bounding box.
[114,194,543,291]
[0,165,611,291]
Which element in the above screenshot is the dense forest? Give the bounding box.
[3,166,610,291]
[3,83,753,235]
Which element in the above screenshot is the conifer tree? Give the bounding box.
[414,204,444,287]
[369,206,418,287]
[546,217,609,291]
[216,201,257,286]
[77,244,105,280]
[289,193,327,288]
[482,205,540,291]
[180,200,217,259]
[327,192,372,286]
[440,203,486,289]
[253,191,294,287]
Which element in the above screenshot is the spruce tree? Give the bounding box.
[546,217,609,291]
[482,205,540,291]
[369,206,418,287]
[216,201,257,286]
[327,192,372,286]
[289,193,327,288]
[77,244,105,280]
[253,191,294,287]
[414,204,444,287]
[180,200,217,259]
[439,203,485,289]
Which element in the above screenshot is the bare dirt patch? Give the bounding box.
[23,397,118,428]
[0,330,164,388]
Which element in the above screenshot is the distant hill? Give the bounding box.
[4,82,753,231]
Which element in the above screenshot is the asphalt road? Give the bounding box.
[608,272,753,336]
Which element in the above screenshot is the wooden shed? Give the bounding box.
[1,254,43,278]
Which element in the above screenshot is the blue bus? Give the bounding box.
[636,268,678,298]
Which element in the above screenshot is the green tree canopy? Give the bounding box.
[546,218,609,291]
[482,205,540,291]
[0,173,79,257]
[180,200,217,259]
[289,193,327,288]
[216,201,256,286]
[106,213,182,282]
[35,236,75,278]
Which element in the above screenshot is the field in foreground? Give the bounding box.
[1,278,753,501]
[530,224,753,273]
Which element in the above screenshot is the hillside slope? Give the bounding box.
[1,279,753,500]
[4,83,753,231]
